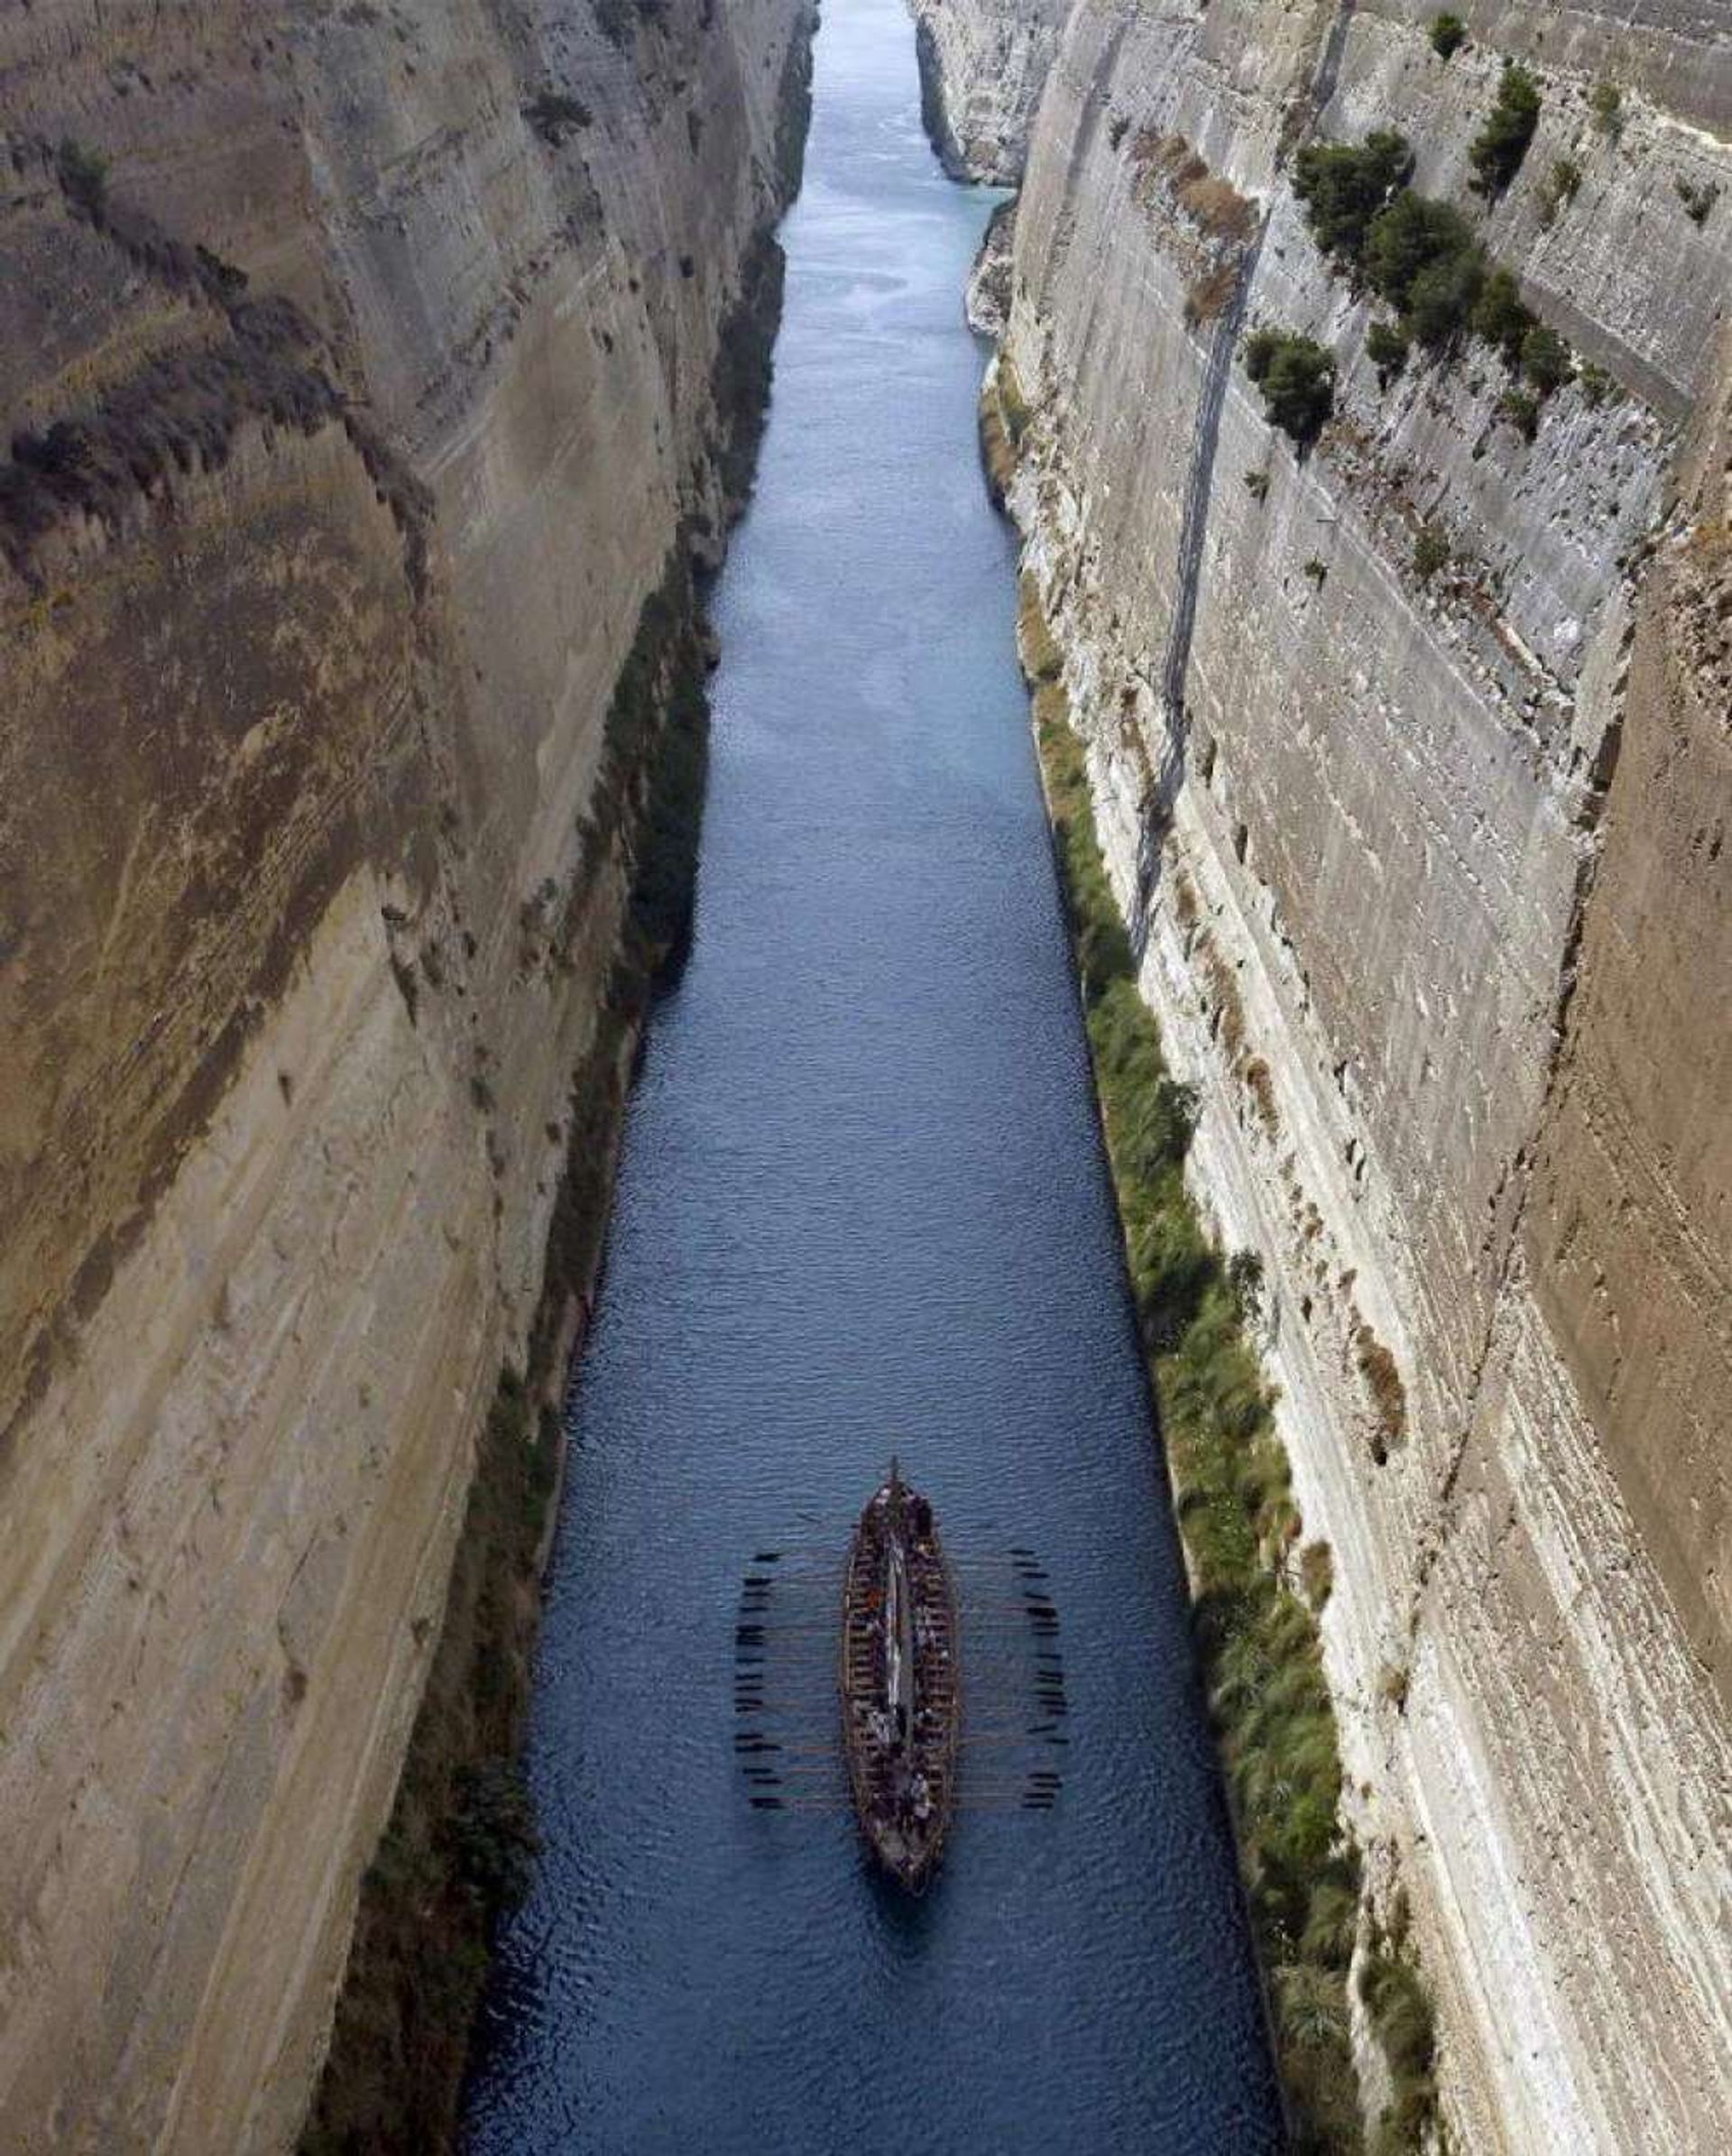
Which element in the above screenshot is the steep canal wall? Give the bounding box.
[0,4,814,2147]
[927,0,1732,2145]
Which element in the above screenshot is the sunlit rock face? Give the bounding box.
[931,0,1732,2147]
[0,2,813,2145]
[909,0,1069,180]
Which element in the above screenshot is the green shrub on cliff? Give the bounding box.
[1360,1892,1442,2152]
[1470,264,1534,365]
[1030,656,1377,2152]
[1365,319,1410,383]
[1428,14,1467,60]
[1363,191,1484,345]
[1520,321,1573,394]
[1294,130,1414,268]
[1469,63,1542,197]
[1540,155,1582,224]
[1243,328,1336,447]
[57,137,110,217]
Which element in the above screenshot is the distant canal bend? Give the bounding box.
[463,2,1283,2148]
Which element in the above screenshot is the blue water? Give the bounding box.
[463,3,1282,2147]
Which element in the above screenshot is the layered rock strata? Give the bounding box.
[0,2,814,2147]
[939,0,1732,2146]
[910,0,1068,180]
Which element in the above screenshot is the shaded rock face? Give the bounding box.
[938,0,1731,2148]
[0,1,813,2147]
[909,0,1068,181]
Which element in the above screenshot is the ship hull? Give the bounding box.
[839,1470,960,1892]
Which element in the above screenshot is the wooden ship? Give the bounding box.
[839,1459,959,1891]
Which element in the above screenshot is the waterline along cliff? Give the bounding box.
[931,0,1732,2146]
[0,2,814,2147]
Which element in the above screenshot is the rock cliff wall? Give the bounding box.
[910,0,1068,179]
[935,0,1732,2145]
[0,2,813,2147]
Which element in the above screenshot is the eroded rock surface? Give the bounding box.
[943,0,1732,2146]
[0,2,814,2147]
[910,0,1068,180]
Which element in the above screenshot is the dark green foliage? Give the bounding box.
[1302,139,1582,381]
[625,605,711,971]
[1228,1248,1266,1323]
[449,1758,540,1913]
[57,136,109,215]
[1365,319,1409,382]
[1498,386,1541,439]
[1589,79,1623,137]
[1470,264,1534,364]
[1676,177,1719,226]
[523,89,593,143]
[1293,130,1414,267]
[300,1365,562,2155]
[1469,63,1542,197]
[586,564,715,987]
[1580,361,1618,408]
[1521,321,1573,394]
[1540,156,1581,223]
[1363,191,1482,341]
[1428,13,1466,60]
[1360,1895,1442,2153]
[1034,687,1370,2152]
[1413,523,1451,581]
[713,233,788,509]
[1243,329,1336,446]
[1404,239,1486,346]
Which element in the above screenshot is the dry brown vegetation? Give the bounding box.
[1355,1320,1408,1460]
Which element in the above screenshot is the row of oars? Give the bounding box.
[1009,1546,1065,1809]
[734,1553,840,1810]
[734,1545,1071,1816]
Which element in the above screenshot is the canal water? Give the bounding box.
[464,1,1282,2147]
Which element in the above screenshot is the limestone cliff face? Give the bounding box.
[910,0,1067,180]
[944,0,1731,2146]
[0,2,813,2147]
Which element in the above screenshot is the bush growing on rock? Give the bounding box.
[1363,191,1483,344]
[1470,263,1534,365]
[1366,319,1410,382]
[1293,130,1414,267]
[1540,155,1582,223]
[1360,1893,1443,2152]
[524,90,593,143]
[1469,62,1542,196]
[1243,328,1336,446]
[1413,523,1451,581]
[1428,13,1466,60]
[57,137,110,217]
[1589,79,1623,137]
[1404,241,1487,346]
[1520,321,1573,394]
[1033,677,1395,2149]
[1498,385,1541,440]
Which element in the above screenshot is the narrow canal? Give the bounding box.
[464,2,1282,2146]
